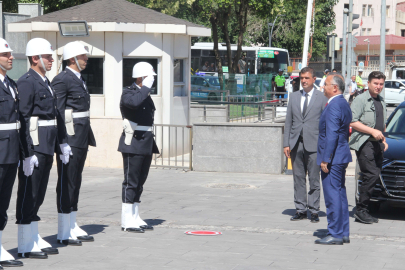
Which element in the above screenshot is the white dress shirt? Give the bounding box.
[301,88,314,113]
[0,73,15,98]
[66,66,87,90]
[32,69,53,96]
[328,94,342,104]
[351,81,358,93]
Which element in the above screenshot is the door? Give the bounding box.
[384,81,394,104]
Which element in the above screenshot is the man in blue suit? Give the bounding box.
[315,73,352,245]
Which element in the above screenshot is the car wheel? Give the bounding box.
[208,93,218,101]
[368,202,381,213]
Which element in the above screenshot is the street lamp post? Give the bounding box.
[269,14,285,47]
[364,38,370,66]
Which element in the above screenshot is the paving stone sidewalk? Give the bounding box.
[3,167,405,270]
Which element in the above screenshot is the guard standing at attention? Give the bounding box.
[52,41,96,245]
[16,38,71,259]
[273,69,286,98]
[0,38,24,268]
[118,62,159,232]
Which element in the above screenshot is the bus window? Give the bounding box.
[191,49,201,57]
[201,57,216,72]
[257,51,288,74]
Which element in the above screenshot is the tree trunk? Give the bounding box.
[210,13,224,90]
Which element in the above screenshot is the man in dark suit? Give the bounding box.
[0,38,24,268]
[315,73,352,245]
[284,67,328,223]
[118,62,159,232]
[17,38,68,258]
[52,41,96,246]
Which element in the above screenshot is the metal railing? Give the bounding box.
[151,124,193,170]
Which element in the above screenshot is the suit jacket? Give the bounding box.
[0,76,23,164]
[18,68,64,157]
[117,84,159,155]
[284,89,328,152]
[51,68,96,149]
[317,95,352,165]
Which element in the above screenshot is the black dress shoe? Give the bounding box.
[0,260,24,267]
[57,239,82,246]
[315,235,343,245]
[18,252,48,259]
[77,235,94,242]
[310,214,320,223]
[343,236,350,243]
[140,225,154,230]
[354,209,374,224]
[121,227,145,233]
[372,216,379,223]
[41,247,58,255]
[290,212,306,221]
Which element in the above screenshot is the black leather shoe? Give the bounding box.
[76,235,94,242]
[290,212,306,221]
[343,236,350,243]
[140,225,154,230]
[354,209,374,224]
[372,216,379,223]
[121,227,145,233]
[41,247,58,255]
[0,259,24,267]
[57,239,82,246]
[310,214,319,223]
[18,252,48,259]
[315,235,343,245]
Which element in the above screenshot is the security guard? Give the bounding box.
[52,41,96,245]
[17,38,71,259]
[119,62,159,232]
[0,38,24,268]
[273,69,285,98]
[356,68,366,93]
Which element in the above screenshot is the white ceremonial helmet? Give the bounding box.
[0,38,13,71]
[26,38,54,71]
[132,62,157,78]
[63,41,89,71]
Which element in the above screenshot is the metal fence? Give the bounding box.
[151,124,193,170]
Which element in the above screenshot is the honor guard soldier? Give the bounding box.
[16,38,71,259]
[51,41,96,245]
[118,62,159,232]
[0,39,24,268]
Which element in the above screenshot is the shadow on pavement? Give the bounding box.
[282,209,327,218]
[145,219,165,226]
[313,229,329,239]
[80,224,108,235]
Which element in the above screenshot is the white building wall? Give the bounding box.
[333,0,397,39]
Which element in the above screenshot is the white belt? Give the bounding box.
[38,119,57,127]
[0,122,21,131]
[136,125,153,132]
[72,111,90,118]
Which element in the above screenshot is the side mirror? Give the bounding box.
[400,86,405,90]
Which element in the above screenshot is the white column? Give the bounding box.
[104,32,123,117]
[162,34,173,124]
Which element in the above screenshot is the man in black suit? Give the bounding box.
[17,38,69,259]
[118,62,159,232]
[0,38,24,268]
[52,41,96,245]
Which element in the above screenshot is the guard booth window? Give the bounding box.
[123,58,158,95]
[62,58,104,95]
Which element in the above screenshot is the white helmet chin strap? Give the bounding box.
[39,55,47,72]
[74,56,82,72]
[0,64,6,71]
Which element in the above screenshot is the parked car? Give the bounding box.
[355,101,405,212]
[384,80,405,106]
[190,75,222,101]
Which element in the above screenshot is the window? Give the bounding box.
[344,3,349,10]
[362,5,366,16]
[387,5,390,17]
[63,58,104,95]
[361,28,366,36]
[401,30,405,37]
[367,28,371,35]
[386,29,390,33]
[385,81,392,88]
[122,58,158,95]
[367,5,372,16]
[174,59,184,82]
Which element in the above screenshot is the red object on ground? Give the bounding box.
[185,231,222,236]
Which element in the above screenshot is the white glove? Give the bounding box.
[143,75,154,88]
[23,155,39,177]
[59,143,73,164]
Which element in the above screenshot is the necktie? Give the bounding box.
[80,76,87,91]
[4,76,15,99]
[302,93,308,116]
[45,79,54,96]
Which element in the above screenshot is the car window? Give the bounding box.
[385,81,392,88]
[194,77,203,86]
[208,77,220,86]
[392,82,401,89]
[191,77,196,84]
[387,107,405,134]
